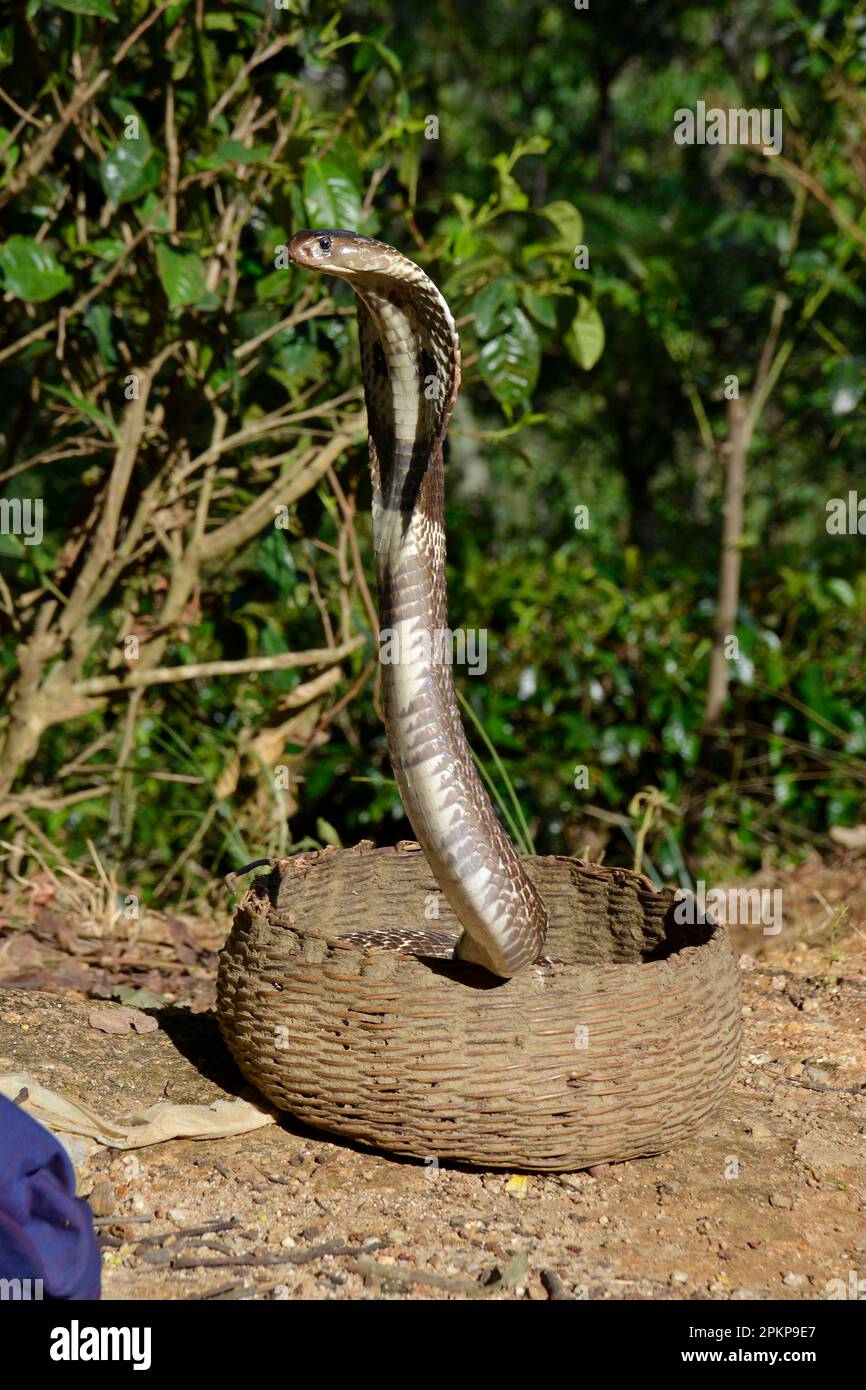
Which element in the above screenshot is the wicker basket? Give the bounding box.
[216,842,741,1171]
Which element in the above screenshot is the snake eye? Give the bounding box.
[317,235,333,255]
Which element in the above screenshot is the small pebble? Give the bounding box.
[804,1065,828,1081]
[670,1271,688,1284]
[87,1181,115,1218]
[783,1271,806,1287]
[747,1121,772,1139]
[769,1192,793,1209]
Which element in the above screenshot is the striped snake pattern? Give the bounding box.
[286,230,548,977]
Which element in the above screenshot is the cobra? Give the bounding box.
[286,229,548,978]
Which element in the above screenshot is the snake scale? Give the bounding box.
[286,230,548,978]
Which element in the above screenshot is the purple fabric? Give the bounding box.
[0,1094,101,1299]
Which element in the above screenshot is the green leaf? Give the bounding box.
[84,303,118,368]
[255,269,295,303]
[522,289,558,328]
[0,236,72,301]
[827,578,856,607]
[397,138,422,206]
[51,0,118,17]
[257,530,296,598]
[100,131,162,206]
[204,11,238,29]
[452,222,481,262]
[114,986,167,1009]
[478,306,540,412]
[828,357,864,416]
[198,139,271,169]
[565,296,605,370]
[316,817,343,848]
[472,280,517,338]
[137,193,171,232]
[302,155,361,230]
[43,384,120,442]
[541,199,584,250]
[491,152,529,212]
[271,332,321,378]
[0,125,19,176]
[155,245,208,310]
[353,36,402,79]
[259,618,298,690]
[83,237,126,260]
[754,48,770,82]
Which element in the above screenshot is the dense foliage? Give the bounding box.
[0,0,864,906]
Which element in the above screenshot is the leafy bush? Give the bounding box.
[0,0,864,904]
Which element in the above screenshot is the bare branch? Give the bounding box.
[0,3,170,211]
[74,635,365,697]
[204,421,365,559]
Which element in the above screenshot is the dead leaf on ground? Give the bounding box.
[88,1004,159,1035]
[829,825,866,850]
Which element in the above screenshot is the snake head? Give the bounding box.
[286,229,396,280]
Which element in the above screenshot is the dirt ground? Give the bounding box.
[1,849,864,1301]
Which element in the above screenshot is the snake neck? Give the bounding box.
[349,264,548,979]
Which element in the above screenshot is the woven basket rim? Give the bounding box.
[217,846,742,1169]
[234,846,726,989]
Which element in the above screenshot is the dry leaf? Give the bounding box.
[829,825,866,850]
[0,1073,274,1149]
[88,1005,158,1035]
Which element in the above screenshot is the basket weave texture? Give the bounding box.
[217,842,742,1171]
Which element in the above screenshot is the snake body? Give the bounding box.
[286,230,548,977]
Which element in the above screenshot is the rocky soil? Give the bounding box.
[0,851,864,1300]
